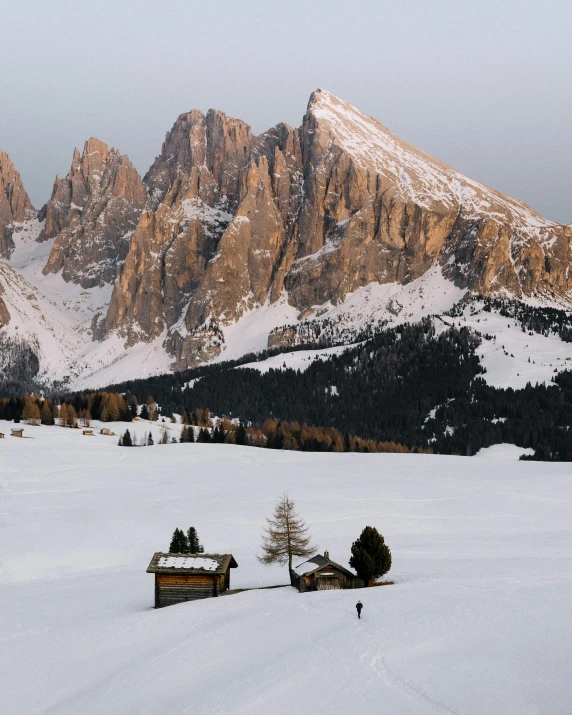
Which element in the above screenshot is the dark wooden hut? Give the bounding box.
[147,552,238,608]
[290,550,363,592]
[11,428,24,438]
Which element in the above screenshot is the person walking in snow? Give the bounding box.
[356,600,363,619]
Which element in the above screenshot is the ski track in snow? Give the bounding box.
[1,423,572,714]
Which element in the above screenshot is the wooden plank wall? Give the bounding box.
[156,573,217,607]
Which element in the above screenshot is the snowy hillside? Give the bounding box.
[1,424,571,714]
[1,218,173,387]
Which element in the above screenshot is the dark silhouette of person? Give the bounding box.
[356,600,363,619]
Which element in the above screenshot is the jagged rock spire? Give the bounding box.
[0,150,35,258]
[40,138,149,288]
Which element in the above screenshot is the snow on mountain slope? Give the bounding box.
[1,426,571,714]
[1,218,173,387]
[441,302,572,389]
[239,343,354,374]
[2,89,572,389]
[308,265,466,332]
[313,90,561,240]
[3,224,570,391]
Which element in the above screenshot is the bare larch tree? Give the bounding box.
[258,493,316,570]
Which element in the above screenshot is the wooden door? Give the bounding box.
[316,576,341,590]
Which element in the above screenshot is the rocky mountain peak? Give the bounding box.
[0,150,35,258]
[144,108,253,210]
[40,138,149,288]
[2,90,571,384]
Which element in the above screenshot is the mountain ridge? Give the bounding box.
[0,88,571,388]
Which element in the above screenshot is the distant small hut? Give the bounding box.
[11,428,24,438]
[290,551,363,592]
[100,428,116,436]
[147,552,238,608]
[83,429,94,436]
[0,432,4,439]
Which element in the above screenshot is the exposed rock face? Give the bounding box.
[6,91,571,374]
[105,109,259,342]
[112,89,570,367]
[0,281,10,326]
[0,151,35,258]
[40,138,148,288]
[104,107,305,365]
[284,90,572,309]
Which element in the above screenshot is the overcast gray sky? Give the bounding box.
[2,0,571,223]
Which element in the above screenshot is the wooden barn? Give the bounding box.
[147,552,238,608]
[290,551,363,592]
[11,428,24,438]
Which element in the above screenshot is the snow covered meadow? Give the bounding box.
[1,422,571,714]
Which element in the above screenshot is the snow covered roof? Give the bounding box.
[294,561,321,576]
[157,556,219,571]
[146,552,238,574]
[293,553,355,578]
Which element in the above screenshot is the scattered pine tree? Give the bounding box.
[235,421,247,445]
[349,526,392,586]
[197,427,211,443]
[187,527,204,553]
[169,528,188,553]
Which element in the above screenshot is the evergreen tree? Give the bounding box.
[187,527,204,553]
[147,431,154,446]
[258,493,316,570]
[122,429,133,447]
[169,528,189,553]
[197,427,211,443]
[235,421,247,445]
[212,424,225,443]
[140,404,150,420]
[349,526,392,586]
[179,425,195,443]
[129,395,138,418]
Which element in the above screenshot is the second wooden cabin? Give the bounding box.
[147,552,238,608]
[290,550,363,592]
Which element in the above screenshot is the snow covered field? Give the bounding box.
[1,423,571,714]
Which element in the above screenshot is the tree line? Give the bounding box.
[5,315,572,460]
